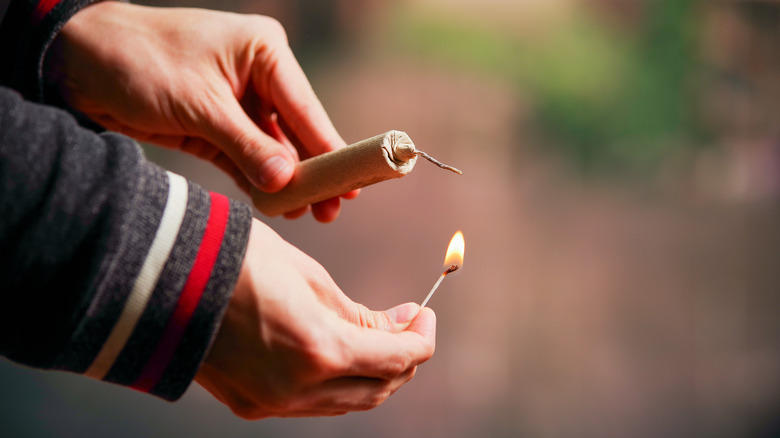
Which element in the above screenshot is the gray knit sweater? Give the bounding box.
[0,0,252,401]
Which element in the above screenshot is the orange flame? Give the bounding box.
[444,230,465,269]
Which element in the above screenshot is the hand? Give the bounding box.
[195,220,436,419]
[49,3,358,222]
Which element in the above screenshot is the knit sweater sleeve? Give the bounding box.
[0,0,114,103]
[0,86,252,401]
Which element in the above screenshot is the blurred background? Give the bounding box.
[2,0,779,436]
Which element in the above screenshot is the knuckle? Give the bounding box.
[305,340,344,376]
[265,393,296,414]
[251,15,288,45]
[356,303,388,330]
[384,354,411,377]
[293,327,346,377]
[230,400,265,420]
[286,100,316,132]
[405,365,418,382]
[364,389,392,410]
[328,411,348,417]
[267,17,289,43]
[233,129,262,156]
[254,385,300,416]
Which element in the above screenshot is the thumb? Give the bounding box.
[346,302,421,332]
[377,302,422,332]
[200,94,295,192]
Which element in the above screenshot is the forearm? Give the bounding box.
[0,86,252,400]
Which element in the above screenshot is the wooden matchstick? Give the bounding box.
[251,130,461,216]
[421,264,459,308]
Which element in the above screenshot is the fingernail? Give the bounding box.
[258,156,289,185]
[385,303,420,324]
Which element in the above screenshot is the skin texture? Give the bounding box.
[195,220,436,419]
[50,2,359,222]
[49,3,436,418]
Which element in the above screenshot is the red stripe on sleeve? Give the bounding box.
[31,0,62,25]
[131,193,230,393]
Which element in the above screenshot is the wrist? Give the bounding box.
[43,1,123,104]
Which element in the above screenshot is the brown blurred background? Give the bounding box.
[2,0,779,437]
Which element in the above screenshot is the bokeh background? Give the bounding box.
[3,0,779,437]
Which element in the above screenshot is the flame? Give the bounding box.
[444,230,465,269]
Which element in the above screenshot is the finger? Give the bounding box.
[200,86,297,192]
[153,136,254,195]
[407,306,436,343]
[83,115,187,151]
[340,307,436,380]
[211,151,253,195]
[86,118,256,195]
[255,45,346,158]
[311,197,341,223]
[297,369,416,413]
[283,205,309,220]
[254,103,299,160]
[274,112,306,159]
[276,410,348,418]
[179,142,253,194]
[340,189,360,200]
[337,301,420,333]
[381,303,422,332]
[346,302,421,332]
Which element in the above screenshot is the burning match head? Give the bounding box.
[445,264,460,274]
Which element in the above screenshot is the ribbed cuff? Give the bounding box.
[52,168,251,401]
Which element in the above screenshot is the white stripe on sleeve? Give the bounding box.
[85,171,189,379]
